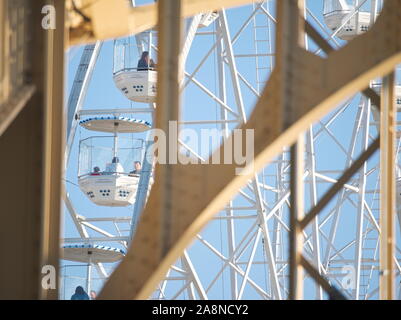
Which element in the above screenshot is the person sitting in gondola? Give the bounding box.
[90,166,101,176]
[104,157,124,175]
[137,51,156,71]
[129,161,142,176]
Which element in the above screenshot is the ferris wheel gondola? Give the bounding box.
[61,244,126,295]
[113,34,158,103]
[323,0,378,40]
[113,68,157,103]
[79,116,151,133]
[62,244,126,264]
[77,116,151,207]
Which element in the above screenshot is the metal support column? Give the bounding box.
[289,135,304,300]
[379,72,396,300]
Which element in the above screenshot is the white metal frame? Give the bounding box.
[63,0,400,300]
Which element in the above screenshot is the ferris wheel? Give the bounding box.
[62,0,401,300]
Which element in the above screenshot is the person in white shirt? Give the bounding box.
[105,157,124,174]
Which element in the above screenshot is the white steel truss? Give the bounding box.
[63,0,401,300]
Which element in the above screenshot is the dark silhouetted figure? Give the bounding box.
[91,166,101,175]
[71,286,90,300]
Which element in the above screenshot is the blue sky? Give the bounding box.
[62,1,392,300]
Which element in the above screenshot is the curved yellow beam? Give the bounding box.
[69,0,254,46]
